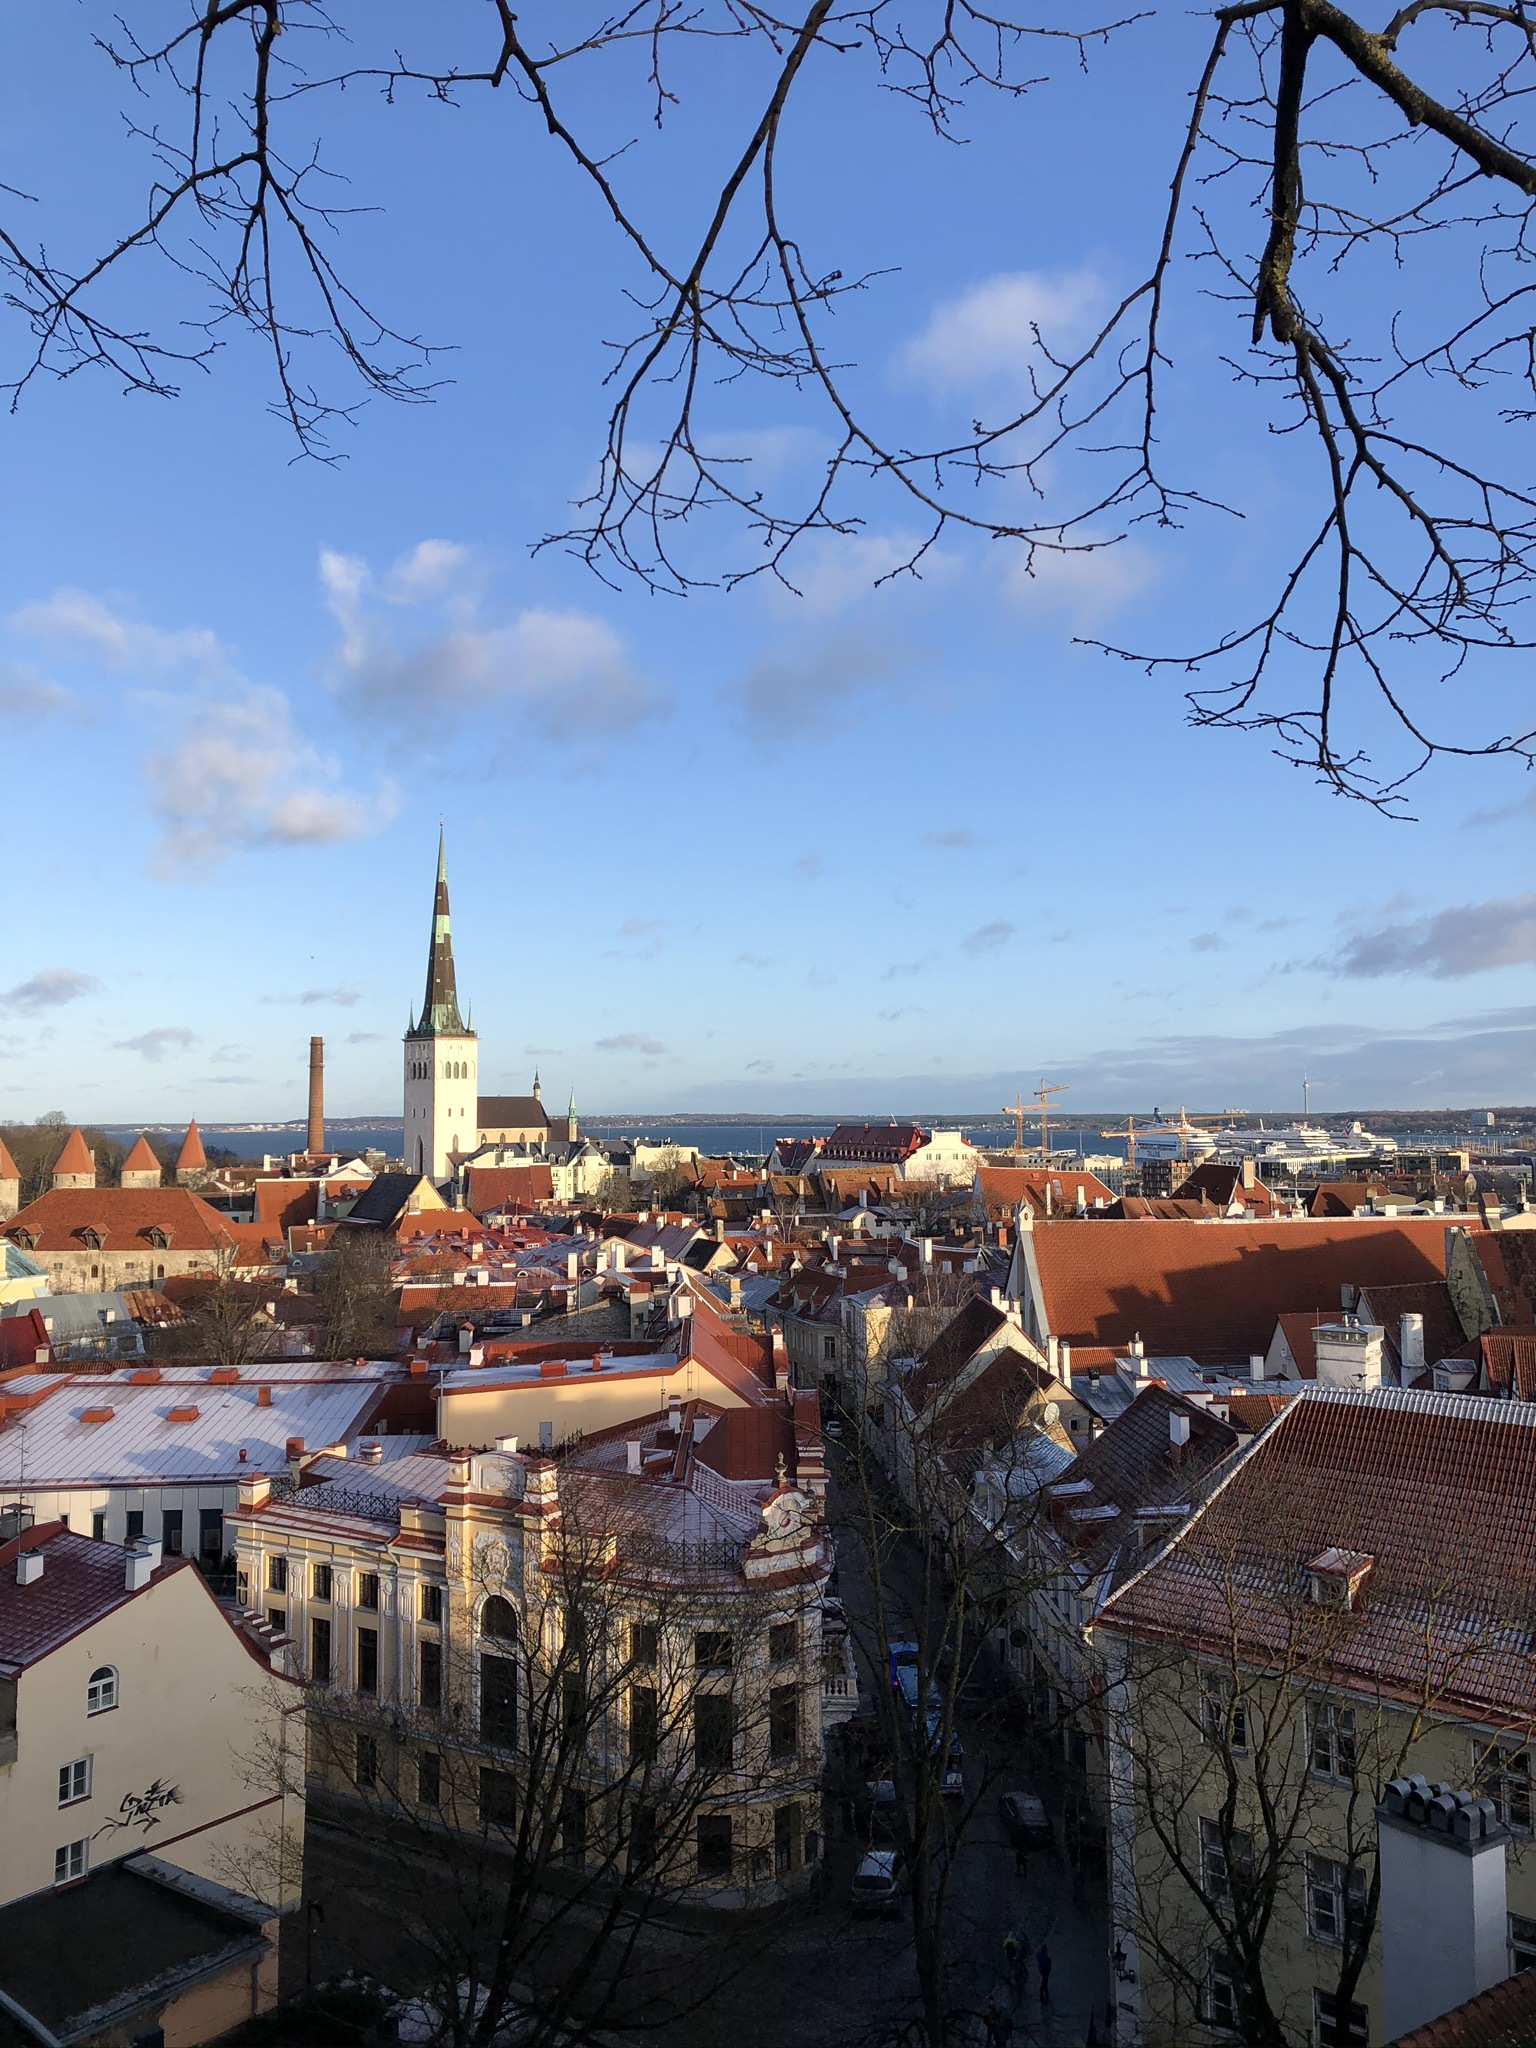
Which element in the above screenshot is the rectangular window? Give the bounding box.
[1510,1915,1536,1972]
[769,1621,798,1665]
[1315,1989,1370,2046]
[628,1804,657,1874]
[355,1731,378,1789]
[311,1616,332,1685]
[695,1630,733,1673]
[1309,1702,1357,1781]
[267,1607,286,1633]
[312,1563,333,1602]
[161,1509,183,1556]
[631,1685,658,1764]
[58,1758,91,1806]
[53,1839,88,1886]
[1480,1744,1533,1833]
[267,1554,288,1593]
[481,1654,518,1745]
[417,1751,441,1808]
[420,1582,443,1625]
[1201,1683,1247,1752]
[1199,1816,1253,1906]
[91,1512,105,1543]
[356,1626,378,1696]
[770,1685,800,1761]
[694,1693,734,1771]
[480,1767,517,1828]
[775,1801,801,1875]
[199,1507,223,1563]
[630,1621,658,1666]
[1207,1955,1241,2033]
[822,1336,837,1361]
[697,1812,733,1878]
[125,1509,144,1542]
[357,1572,380,1612]
[420,1639,442,1712]
[1306,1854,1367,1945]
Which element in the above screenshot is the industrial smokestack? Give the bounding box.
[308,1035,324,1155]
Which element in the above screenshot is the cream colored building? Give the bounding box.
[0,1520,303,2044]
[1094,1386,1536,2048]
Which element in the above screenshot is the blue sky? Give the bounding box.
[3,3,1536,1123]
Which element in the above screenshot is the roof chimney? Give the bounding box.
[627,1438,643,1474]
[1400,1312,1426,1376]
[1379,1777,1511,2041]
[1169,1412,1191,1449]
[16,1549,43,1586]
[125,1540,159,1592]
[358,1439,383,1464]
[1249,1353,1265,1382]
[495,1434,520,1455]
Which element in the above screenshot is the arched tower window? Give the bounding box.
[482,1595,519,1642]
[87,1666,118,1714]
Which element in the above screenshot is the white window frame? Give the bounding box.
[1206,1953,1241,2033]
[1480,1740,1533,1834]
[1313,1985,1370,2045]
[1509,1912,1536,1973]
[1199,1815,1253,1906]
[1305,1852,1367,1946]
[1308,1700,1357,1781]
[57,1757,92,1807]
[86,1666,118,1715]
[1201,1680,1249,1753]
[53,1838,88,1885]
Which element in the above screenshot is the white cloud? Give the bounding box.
[728,632,924,737]
[321,544,666,748]
[145,686,390,874]
[899,268,1106,391]
[1001,530,1155,625]
[0,969,98,1013]
[594,1032,670,1056]
[962,920,1016,957]
[0,661,73,718]
[12,588,224,672]
[1337,895,1536,978]
[115,1026,195,1063]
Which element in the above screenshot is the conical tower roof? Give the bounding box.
[122,1134,160,1174]
[0,1137,18,1180]
[54,1127,94,1177]
[175,1118,207,1171]
[411,829,470,1037]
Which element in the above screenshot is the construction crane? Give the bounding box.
[1005,1080,1068,1163]
[1099,1114,1140,1171]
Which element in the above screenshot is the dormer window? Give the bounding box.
[146,1226,172,1251]
[79,1228,103,1251]
[9,1229,36,1251]
[1305,1547,1374,1611]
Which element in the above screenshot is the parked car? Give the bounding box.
[851,1848,908,1913]
[998,1791,1054,1850]
[865,1776,899,1838]
[823,1416,845,1440]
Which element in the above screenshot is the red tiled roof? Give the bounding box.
[0,1523,188,1670]
[120,1134,160,1175]
[0,1311,51,1373]
[1029,1218,1460,1365]
[0,1138,18,1181]
[254,1179,319,1232]
[1108,1196,1215,1221]
[1307,1179,1389,1218]
[1098,1387,1536,1720]
[1472,1231,1536,1324]
[53,1127,94,1177]
[467,1165,555,1215]
[1394,1958,1536,2045]
[977,1165,1118,1221]
[1,1186,236,1255]
[1274,1310,1322,1378]
[822,1123,927,1163]
[694,1405,797,1483]
[175,1118,207,1171]
[1173,1162,1280,1216]
[1056,1383,1239,1576]
[1357,1279,1469,1370]
[1226,1391,1288,1431]
[1477,1327,1536,1401]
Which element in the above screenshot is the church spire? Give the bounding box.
[414,828,469,1037]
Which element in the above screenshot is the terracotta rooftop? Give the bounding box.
[1476,1327,1536,1402]
[1394,1957,1536,2044]
[1054,1382,1239,1581]
[0,1138,18,1181]
[175,1119,207,1171]
[1097,1385,1536,1720]
[977,1165,1118,1221]
[253,1179,319,1232]
[1027,1217,1461,1365]
[120,1134,161,1175]
[1,1186,237,1255]
[52,1127,95,1178]
[0,1522,188,1671]
[1173,1161,1279,1215]
[467,1165,555,1215]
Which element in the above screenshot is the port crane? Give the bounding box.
[1004,1079,1069,1163]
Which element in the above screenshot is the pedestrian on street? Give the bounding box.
[1036,1941,1052,2005]
[1002,1930,1023,1994]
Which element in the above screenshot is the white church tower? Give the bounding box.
[403,832,478,1179]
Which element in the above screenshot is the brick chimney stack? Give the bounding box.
[307,1036,325,1156]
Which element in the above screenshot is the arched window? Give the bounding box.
[156,1264,165,1280]
[87,1666,118,1714]
[482,1596,519,1642]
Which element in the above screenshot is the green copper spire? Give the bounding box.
[412,828,470,1036]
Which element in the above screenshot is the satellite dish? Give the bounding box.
[1043,1401,1060,1425]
